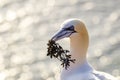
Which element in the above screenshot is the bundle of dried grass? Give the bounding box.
[47,40,75,69]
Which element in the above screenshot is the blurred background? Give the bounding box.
[0,0,120,80]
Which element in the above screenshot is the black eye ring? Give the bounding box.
[64,25,74,31]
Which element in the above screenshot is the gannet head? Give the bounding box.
[51,19,87,41]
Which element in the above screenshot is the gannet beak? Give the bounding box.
[51,28,76,41]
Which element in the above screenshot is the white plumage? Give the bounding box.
[61,61,117,80]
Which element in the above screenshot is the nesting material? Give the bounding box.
[47,40,75,69]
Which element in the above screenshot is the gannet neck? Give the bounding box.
[69,25,89,68]
[61,61,93,80]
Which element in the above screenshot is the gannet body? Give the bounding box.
[61,61,116,80]
[51,19,118,80]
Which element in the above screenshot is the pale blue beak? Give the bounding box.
[51,28,76,41]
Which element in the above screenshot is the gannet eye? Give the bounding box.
[64,25,74,31]
[65,28,73,31]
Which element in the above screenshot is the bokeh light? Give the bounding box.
[0,0,120,80]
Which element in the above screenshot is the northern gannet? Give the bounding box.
[51,19,118,80]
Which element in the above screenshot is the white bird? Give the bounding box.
[51,19,118,80]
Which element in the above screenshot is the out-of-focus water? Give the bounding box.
[0,0,120,80]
